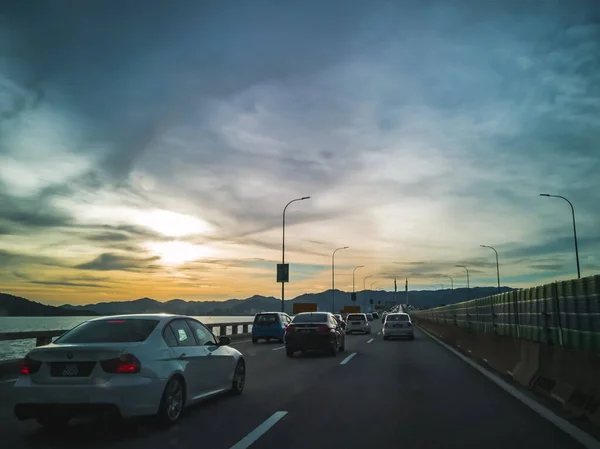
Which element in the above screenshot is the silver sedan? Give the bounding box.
[14,314,246,428]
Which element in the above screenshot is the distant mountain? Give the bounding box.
[0,293,100,317]
[62,294,281,316]
[58,286,514,316]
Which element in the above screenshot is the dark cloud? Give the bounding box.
[84,232,131,242]
[74,253,160,272]
[0,191,71,232]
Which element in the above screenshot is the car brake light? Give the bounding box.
[317,324,332,334]
[20,356,41,375]
[286,325,296,334]
[100,354,141,374]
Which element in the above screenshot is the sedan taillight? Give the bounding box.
[317,325,333,334]
[100,354,141,374]
[20,356,41,375]
[286,325,296,334]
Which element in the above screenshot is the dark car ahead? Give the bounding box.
[284,312,345,357]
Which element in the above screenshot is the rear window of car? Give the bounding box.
[347,314,365,321]
[254,314,280,325]
[292,313,328,323]
[54,319,160,344]
[387,314,410,322]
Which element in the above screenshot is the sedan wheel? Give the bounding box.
[231,359,246,395]
[157,376,184,426]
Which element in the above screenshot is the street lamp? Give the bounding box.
[363,275,373,291]
[540,193,581,279]
[443,275,454,290]
[332,246,350,313]
[352,265,364,292]
[480,245,501,293]
[371,282,377,289]
[456,265,470,300]
[281,196,310,312]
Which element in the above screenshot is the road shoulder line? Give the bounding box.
[418,326,600,449]
[229,411,288,449]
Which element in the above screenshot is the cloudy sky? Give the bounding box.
[1,0,599,305]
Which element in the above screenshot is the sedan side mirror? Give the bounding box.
[219,336,231,346]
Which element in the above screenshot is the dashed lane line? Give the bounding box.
[367,338,374,344]
[229,411,288,449]
[340,352,357,365]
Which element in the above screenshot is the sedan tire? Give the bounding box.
[230,359,246,395]
[156,376,185,427]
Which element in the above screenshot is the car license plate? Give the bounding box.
[299,329,311,333]
[352,322,361,325]
[62,364,79,377]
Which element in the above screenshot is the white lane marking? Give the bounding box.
[229,411,288,449]
[231,339,252,345]
[340,352,357,365]
[272,346,286,351]
[418,326,600,449]
[0,378,17,384]
[377,332,381,335]
[367,338,374,344]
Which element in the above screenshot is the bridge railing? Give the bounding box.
[0,321,254,379]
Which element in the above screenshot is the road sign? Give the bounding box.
[369,298,374,305]
[351,292,357,302]
[277,263,289,283]
[293,303,317,314]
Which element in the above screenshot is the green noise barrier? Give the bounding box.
[413,275,600,353]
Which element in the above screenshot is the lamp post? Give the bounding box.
[480,244,501,294]
[332,246,349,313]
[540,193,581,279]
[443,275,454,290]
[456,265,470,300]
[371,282,377,289]
[363,275,373,291]
[352,265,364,292]
[281,196,310,312]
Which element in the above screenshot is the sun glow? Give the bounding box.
[136,210,212,237]
[147,241,219,264]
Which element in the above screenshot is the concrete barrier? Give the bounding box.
[415,318,600,427]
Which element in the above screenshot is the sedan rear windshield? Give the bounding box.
[347,315,365,321]
[387,315,410,322]
[254,314,280,324]
[292,313,328,323]
[54,319,160,344]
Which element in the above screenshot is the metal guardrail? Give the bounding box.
[0,321,253,350]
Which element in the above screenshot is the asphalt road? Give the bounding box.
[0,323,588,449]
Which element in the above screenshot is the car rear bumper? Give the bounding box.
[346,325,369,333]
[13,374,165,420]
[285,334,334,350]
[252,327,284,339]
[383,327,414,337]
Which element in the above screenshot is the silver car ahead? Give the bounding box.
[14,314,246,428]
[382,313,414,340]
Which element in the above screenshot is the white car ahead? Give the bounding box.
[382,313,414,340]
[14,314,245,428]
[345,313,371,334]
